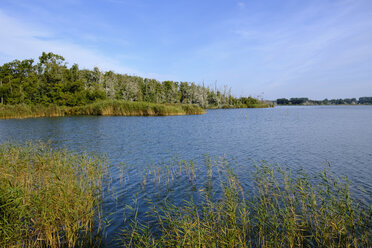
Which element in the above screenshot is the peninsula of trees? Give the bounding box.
[276,97,372,105]
[0,52,269,118]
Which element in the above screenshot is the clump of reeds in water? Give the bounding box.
[0,142,106,247]
[121,159,371,247]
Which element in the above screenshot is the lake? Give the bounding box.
[1,105,371,246]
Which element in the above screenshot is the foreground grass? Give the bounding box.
[122,159,371,247]
[0,100,205,119]
[1,143,370,247]
[0,143,106,247]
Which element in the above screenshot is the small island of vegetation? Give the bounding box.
[0,52,271,119]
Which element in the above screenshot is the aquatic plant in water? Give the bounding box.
[121,158,371,247]
[1,143,370,247]
[0,142,106,247]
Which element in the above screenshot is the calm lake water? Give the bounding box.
[1,105,371,246]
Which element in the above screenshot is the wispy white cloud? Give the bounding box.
[1,0,371,99]
[191,0,372,98]
[0,8,180,82]
[105,0,147,7]
[0,10,137,73]
[237,2,245,10]
[0,11,138,74]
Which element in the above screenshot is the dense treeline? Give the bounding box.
[0,52,264,108]
[276,97,372,105]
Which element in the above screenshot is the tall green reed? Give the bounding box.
[121,159,371,247]
[0,142,106,247]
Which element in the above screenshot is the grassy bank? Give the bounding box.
[0,104,69,119]
[0,143,106,247]
[219,102,273,109]
[70,100,205,116]
[0,100,205,119]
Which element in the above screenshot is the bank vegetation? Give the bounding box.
[0,100,205,119]
[0,52,267,119]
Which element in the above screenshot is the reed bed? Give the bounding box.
[220,103,273,109]
[71,100,205,116]
[0,104,68,119]
[0,101,205,119]
[121,159,371,248]
[1,143,370,247]
[0,142,106,247]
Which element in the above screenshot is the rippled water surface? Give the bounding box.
[1,105,371,245]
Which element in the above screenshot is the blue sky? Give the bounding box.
[0,0,371,99]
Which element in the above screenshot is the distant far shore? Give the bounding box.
[275,97,372,106]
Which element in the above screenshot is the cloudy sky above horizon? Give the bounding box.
[1,0,371,99]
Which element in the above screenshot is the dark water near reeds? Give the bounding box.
[1,105,371,246]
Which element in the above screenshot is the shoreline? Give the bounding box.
[207,103,273,109]
[276,104,372,106]
[0,100,206,119]
[0,100,278,120]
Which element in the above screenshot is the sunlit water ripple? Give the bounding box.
[1,105,371,246]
